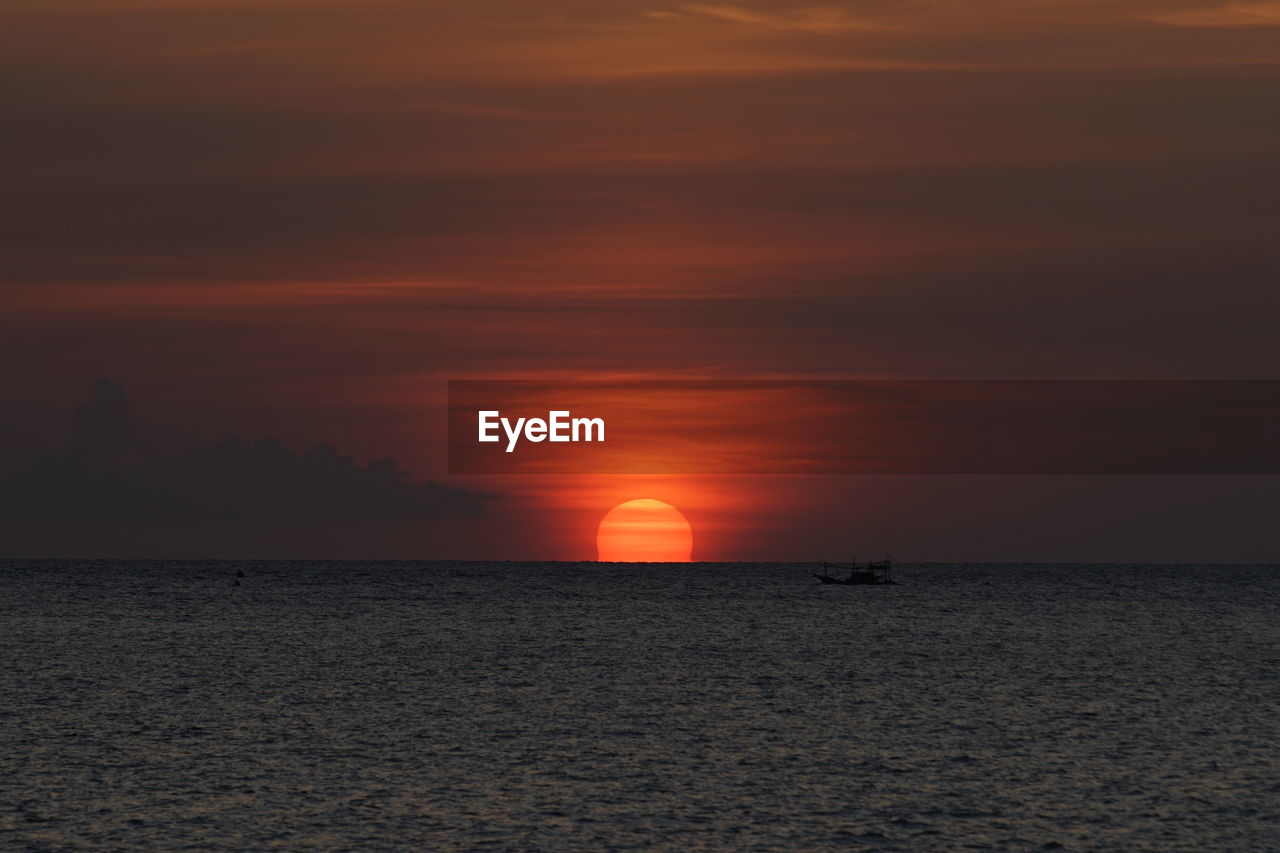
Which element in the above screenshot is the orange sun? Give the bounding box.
[596,499,693,562]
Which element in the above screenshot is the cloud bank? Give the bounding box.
[0,380,493,557]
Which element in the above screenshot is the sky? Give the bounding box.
[1,0,1277,560]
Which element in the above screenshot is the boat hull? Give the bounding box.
[812,572,893,586]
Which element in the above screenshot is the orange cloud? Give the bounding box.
[1147,1,1280,27]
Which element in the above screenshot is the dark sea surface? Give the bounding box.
[2,560,1278,851]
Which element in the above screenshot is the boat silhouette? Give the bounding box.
[813,557,895,585]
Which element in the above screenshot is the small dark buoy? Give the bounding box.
[236,570,245,578]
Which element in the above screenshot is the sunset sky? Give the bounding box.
[1,0,1277,561]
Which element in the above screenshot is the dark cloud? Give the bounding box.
[70,379,140,463]
[0,381,494,556]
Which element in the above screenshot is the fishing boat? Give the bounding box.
[813,557,895,585]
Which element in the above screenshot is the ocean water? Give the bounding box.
[1,560,1277,851]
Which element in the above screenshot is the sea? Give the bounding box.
[2,560,1277,851]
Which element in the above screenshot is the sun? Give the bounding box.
[596,499,693,562]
